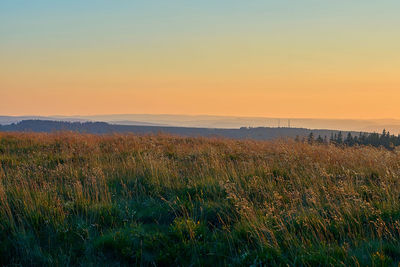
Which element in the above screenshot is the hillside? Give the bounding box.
[1,132,400,266]
[0,120,359,141]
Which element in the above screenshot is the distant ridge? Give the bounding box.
[2,115,400,134]
[0,120,361,141]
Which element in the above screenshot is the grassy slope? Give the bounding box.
[1,132,400,266]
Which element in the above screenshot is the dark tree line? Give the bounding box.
[303,129,400,150]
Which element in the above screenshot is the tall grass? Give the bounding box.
[1,132,400,266]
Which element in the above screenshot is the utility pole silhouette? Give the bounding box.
[278,119,280,128]
[288,119,291,128]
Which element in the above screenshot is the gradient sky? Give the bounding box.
[1,0,399,118]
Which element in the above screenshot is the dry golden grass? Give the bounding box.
[1,132,400,266]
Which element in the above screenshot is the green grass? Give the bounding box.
[1,132,400,266]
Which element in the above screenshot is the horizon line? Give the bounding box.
[1,113,399,122]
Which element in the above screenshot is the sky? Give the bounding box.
[1,0,399,119]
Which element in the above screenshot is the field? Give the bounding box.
[1,132,400,266]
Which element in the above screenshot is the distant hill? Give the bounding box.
[2,114,399,134]
[54,114,400,133]
[109,120,167,126]
[0,120,361,141]
[0,116,89,125]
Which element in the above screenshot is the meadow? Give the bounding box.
[1,132,400,266]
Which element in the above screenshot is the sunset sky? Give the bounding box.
[1,0,399,119]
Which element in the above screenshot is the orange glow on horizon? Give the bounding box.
[1,1,399,119]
